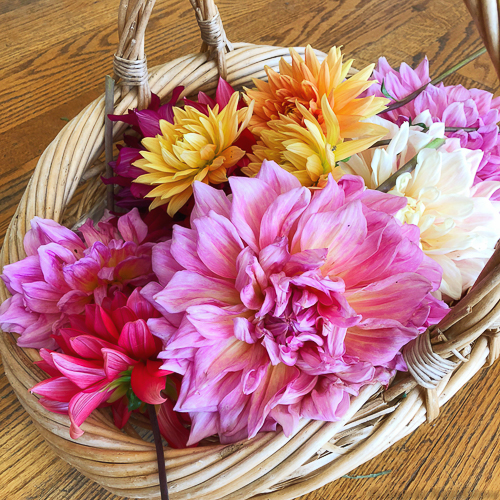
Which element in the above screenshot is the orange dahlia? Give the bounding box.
[244,45,388,137]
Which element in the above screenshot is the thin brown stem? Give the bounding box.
[104,75,115,212]
[148,405,169,500]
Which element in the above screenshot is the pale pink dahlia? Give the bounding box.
[147,160,448,444]
[0,208,155,350]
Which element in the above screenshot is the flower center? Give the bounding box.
[395,195,425,226]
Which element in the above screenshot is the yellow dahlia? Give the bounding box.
[243,95,387,187]
[133,93,254,216]
[244,45,388,136]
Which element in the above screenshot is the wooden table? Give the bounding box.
[1,0,500,498]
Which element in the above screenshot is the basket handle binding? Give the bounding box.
[113,0,232,109]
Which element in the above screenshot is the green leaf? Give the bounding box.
[381,80,396,101]
[126,387,143,412]
[339,156,351,163]
[411,122,429,132]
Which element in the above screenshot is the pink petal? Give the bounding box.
[21,281,62,313]
[347,272,433,325]
[117,208,148,244]
[256,159,302,195]
[191,181,232,222]
[229,176,277,252]
[345,318,419,364]
[31,376,80,402]
[70,335,120,360]
[194,212,244,279]
[1,255,44,295]
[215,77,236,109]
[51,353,106,389]
[102,348,137,379]
[25,217,85,258]
[155,271,241,313]
[118,319,157,360]
[259,187,310,249]
[170,226,216,277]
[68,380,114,439]
[152,240,185,287]
[258,237,291,275]
[247,363,299,438]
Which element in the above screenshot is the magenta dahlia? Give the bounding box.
[0,208,155,349]
[146,160,448,444]
[30,289,190,446]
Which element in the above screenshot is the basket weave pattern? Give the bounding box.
[1,1,500,498]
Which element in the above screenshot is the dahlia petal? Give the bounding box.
[188,304,248,340]
[111,398,131,429]
[170,225,216,277]
[346,318,419,364]
[70,335,120,360]
[300,379,350,421]
[229,176,277,252]
[131,361,167,405]
[25,217,85,257]
[101,348,137,380]
[215,77,235,109]
[194,212,244,279]
[247,363,299,438]
[258,237,291,275]
[68,380,114,439]
[117,208,148,244]
[39,398,70,415]
[259,187,310,249]
[187,411,219,446]
[21,281,62,313]
[347,272,433,324]
[191,181,232,221]
[155,271,241,313]
[118,319,157,360]
[1,255,44,295]
[284,248,328,275]
[51,353,106,389]
[256,159,302,195]
[31,376,80,402]
[152,240,185,287]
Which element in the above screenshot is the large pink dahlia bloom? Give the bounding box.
[0,208,155,350]
[148,160,448,444]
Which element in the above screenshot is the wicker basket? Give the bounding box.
[1,0,500,498]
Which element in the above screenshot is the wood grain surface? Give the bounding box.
[1,0,499,499]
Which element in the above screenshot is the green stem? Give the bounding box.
[342,470,392,479]
[376,137,446,193]
[382,47,487,114]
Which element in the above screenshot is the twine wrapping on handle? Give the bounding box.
[190,0,233,78]
[403,330,459,422]
[114,0,156,109]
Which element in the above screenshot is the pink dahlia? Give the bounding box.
[365,57,500,195]
[31,289,190,446]
[0,208,155,350]
[147,160,448,444]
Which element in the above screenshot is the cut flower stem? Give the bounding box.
[148,405,169,500]
[376,137,446,192]
[382,47,487,113]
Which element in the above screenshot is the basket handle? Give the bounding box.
[463,0,500,79]
[113,0,232,109]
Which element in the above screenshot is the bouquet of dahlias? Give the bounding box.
[2,44,500,458]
